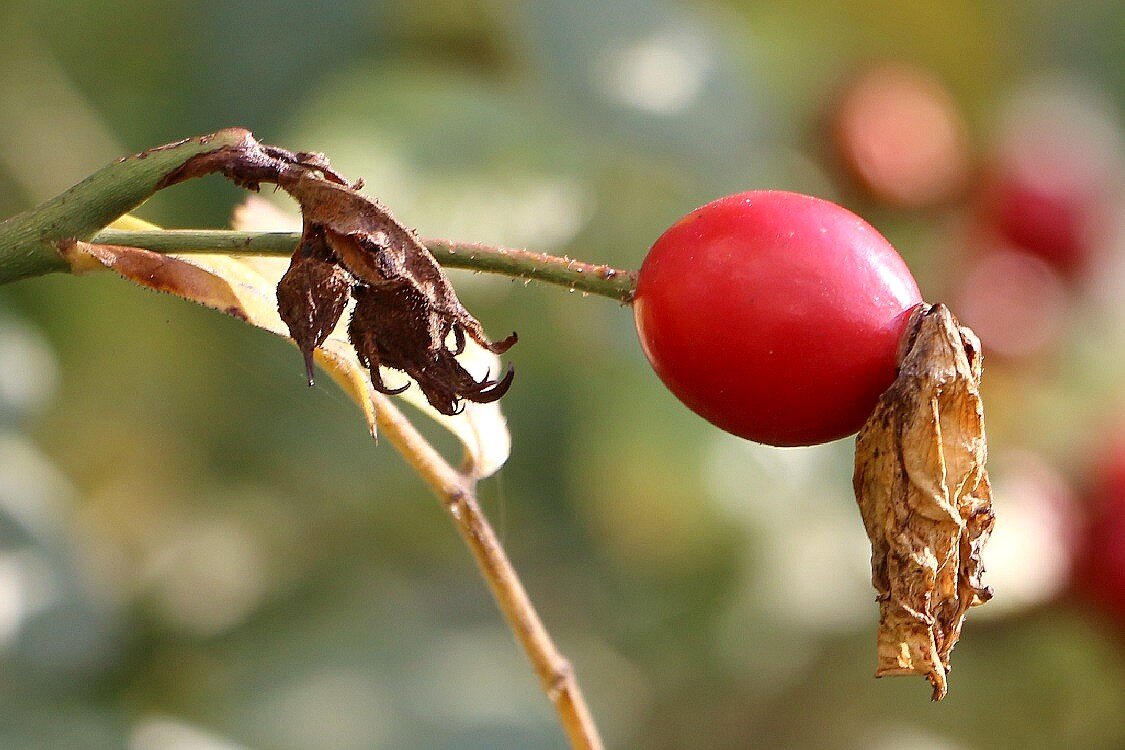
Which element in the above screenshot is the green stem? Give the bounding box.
[0,130,251,285]
[91,229,638,303]
[0,126,636,302]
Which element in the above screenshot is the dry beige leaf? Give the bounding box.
[853,303,995,700]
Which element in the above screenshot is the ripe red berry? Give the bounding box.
[633,190,922,446]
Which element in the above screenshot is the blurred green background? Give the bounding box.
[1,1,1124,748]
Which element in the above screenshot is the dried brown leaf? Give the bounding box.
[158,128,517,415]
[67,214,512,479]
[853,303,995,700]
[348,281,515,414]
[276,223,352,385]
[229,197,513,478]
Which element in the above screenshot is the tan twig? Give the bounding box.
[371,391,605,750]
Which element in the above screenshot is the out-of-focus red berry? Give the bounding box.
[831,62,971,209]
[1073,438,1125,629]
[984,172,1095,278]
[954,246,1068,360]
[978,81,1123,280]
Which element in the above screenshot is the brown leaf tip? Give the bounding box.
[276,224,352,386]
[854,302,993,700]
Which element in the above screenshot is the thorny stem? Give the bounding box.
[0,132,611,747]
[0,127,636,301]
[89,229,637,303]
[370,391,605,750]
[0,130,252,285]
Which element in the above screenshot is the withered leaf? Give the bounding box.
[853,303,994,701]
[229,197,515,479]
[349,281,515,415]
[65,212,514,479]
[158,128,516,415]
[276,222,352,385]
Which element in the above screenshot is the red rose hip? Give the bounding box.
[633,190,922,446]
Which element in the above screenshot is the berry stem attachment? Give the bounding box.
[88,229,637,303]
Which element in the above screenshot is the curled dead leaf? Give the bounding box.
[230,196,513,478]
[276,223,352,385]
[157,128,517,415]
[62,213,512,480]
[853,303,994,700]
[348,281,515,414]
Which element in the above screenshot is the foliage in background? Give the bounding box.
[0,1,1123,748]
